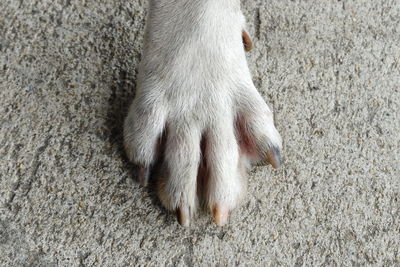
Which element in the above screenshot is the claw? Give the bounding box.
[266,146,282,169]
[136,166,151,186]
[242,31,253,52]
[177,205,191,227]
[212,204,229,226]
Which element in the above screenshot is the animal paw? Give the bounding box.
[124,82,282,226]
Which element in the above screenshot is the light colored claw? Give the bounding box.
[212,204,229,226]
[137,166,151,186]
[177,205,191,227]
[266,146,282,169]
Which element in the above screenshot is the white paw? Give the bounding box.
[123,1,282,226]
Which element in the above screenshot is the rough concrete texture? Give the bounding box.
[1,0,399,265]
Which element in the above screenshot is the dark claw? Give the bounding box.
[267,146,282,169]
[242,30,253,52]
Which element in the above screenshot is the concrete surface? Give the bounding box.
[1,0,399,265]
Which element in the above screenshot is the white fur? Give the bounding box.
[124,0,282,223]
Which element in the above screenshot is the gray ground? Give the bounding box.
[1,0,399,266]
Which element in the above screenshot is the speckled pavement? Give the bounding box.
[1,0,399,265]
